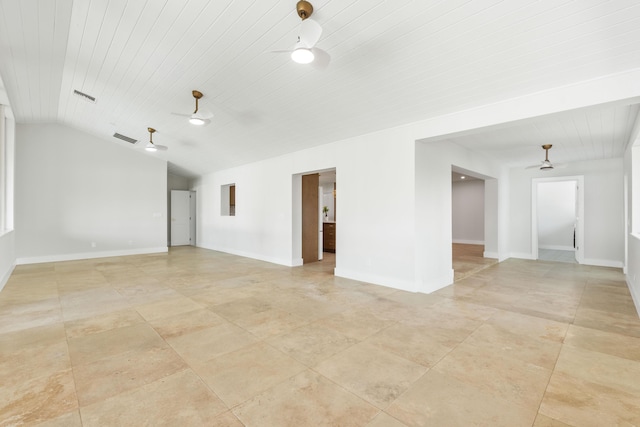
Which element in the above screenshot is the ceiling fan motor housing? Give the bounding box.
[296,1,313,19]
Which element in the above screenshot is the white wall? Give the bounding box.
[452,180,485,244]
[509,158,624,267]
[15,123,168,263]
[0,104,16,290]
[0,231,15,291]
[537,181,576,250]
[193,126,418,291]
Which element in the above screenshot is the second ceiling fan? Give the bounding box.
[173,90,213,126]
[272,1,330,68]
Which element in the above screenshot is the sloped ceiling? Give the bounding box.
[1,0,640,177]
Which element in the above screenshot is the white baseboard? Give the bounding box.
[452,239,484,245]
[582,258,624,269]
[0,262,16,292]
[539,245,574,251]
[197,243,298,267]
[509,252,537,260]
[627,275,640,317]
[16,247,168,265]
[334,267,418,293]
[483,251,499,259]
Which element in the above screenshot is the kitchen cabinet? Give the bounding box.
[323,222,335,252]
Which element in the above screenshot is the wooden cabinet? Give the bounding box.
[323,222,336,252]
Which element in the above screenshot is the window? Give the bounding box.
[221,183,236,216]
[0,105,14,234]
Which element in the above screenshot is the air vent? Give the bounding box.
[112,132,138,144]
[73,89,96,103]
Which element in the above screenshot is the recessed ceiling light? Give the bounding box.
[460,176,466,179]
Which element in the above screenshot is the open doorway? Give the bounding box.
[532,176,584,264]
[292,168,337,270]
[450,168,498,280]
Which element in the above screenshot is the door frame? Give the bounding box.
[531,175,584,263]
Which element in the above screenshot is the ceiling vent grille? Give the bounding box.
[73,89,96,103]
[112,132,138,144]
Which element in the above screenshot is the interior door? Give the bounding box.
[171,190,191,246]
[302,174,319,263]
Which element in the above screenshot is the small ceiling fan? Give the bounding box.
[143,127,167,152]
[172,90,213,126]
[526,144,565,170]
[272,1,330,68]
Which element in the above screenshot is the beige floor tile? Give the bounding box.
[564,324,640,361]
[432,340,552,409]
[233,370,379,426]
[60,288,131,322]
[573,305,640,338]
[539,371,640,427]
[134,294,205,321]
[315,341,428,409]
[553,345,640,395]
[317,307,396,340]
[231,306,310,339]
[386,369,537,427]
[165,321,258,365]
[267,322,359,367]
[79,369,228,426]
[0,324,71,390]
[366,412,407,427]
[0,369,78,426]
[195,342,306,407]
[462,323,563,370]
[365,322,461,368]
[32,410,82,427]
[148,308,226,339]
[486,309,569,343]
[210,296,274,322]
[67,323,167,366]
[532,413,573,426]
[64,309,144,339]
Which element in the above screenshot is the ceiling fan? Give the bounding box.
[143,127,167,152]
[172,90,213,126]
[526,144,565,170]
[272,1,330,68]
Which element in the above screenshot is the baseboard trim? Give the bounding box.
[334,267,418,293]
[197,244,298,267]
[539,245,574,251]
[16,247,168,265]
[452,239,484,245]
[0,262,16,292]
[483,251,499,259]
[627,276,640,317]
[509,252,537,260]
[582,258,624,269]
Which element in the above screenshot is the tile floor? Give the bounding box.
[1,246,640,426]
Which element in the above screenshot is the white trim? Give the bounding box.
[531,176,584,264]
[483,251,499,259]
[16,247,168,265]
[539,245,575,251]
[452,239,484,245]
[0,262,15,291]
[334,267,419,293]
[627,275,640,317]
[582,258,624,269]
[197,243,298,267]
[510,252,537,260]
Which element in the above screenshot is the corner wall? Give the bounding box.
[15,123,168,263]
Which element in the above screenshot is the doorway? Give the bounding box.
[293,168,337,268]
[532,176,584,263]
[170,190,196,246]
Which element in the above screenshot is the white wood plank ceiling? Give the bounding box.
[1,0,640,176]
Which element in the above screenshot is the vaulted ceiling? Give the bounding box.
[1,0,640,177]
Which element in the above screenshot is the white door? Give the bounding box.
[171,190,191,246]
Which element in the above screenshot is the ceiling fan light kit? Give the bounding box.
[291,46,314,64]
[540,144,554,170]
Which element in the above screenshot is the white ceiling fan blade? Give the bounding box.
[171,112,192,118]
[193,109,213,120]
[299,18,322,48]
[155,144,168,151]
[310,48,331,69]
